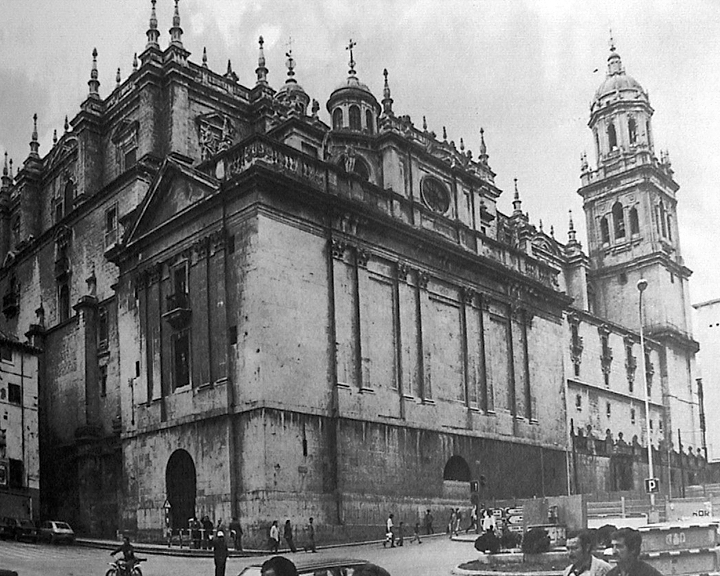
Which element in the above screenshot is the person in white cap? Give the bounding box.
[213,530,229,576]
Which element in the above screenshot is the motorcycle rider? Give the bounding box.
[111,535,138,575]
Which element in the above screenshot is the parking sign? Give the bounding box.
[645,477,659,494]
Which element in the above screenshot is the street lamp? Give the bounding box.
[637,278,656,509]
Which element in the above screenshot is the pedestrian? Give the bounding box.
[424,510,434,535]
[466,505,478,533]
[448,509,456,537]
[303,517,317,553]
[229,517,243,551]
[269,520,280,553]
[454,508,462,536]
[563,530,611,576]
[383,514,395,548]
[481,509,496,534]
[284,519,297,553]
[396,521,404,547]
[606,528,662,576]
[202,515,214,550]
[213,530,229,576]
[410,521,422,544]
[190,517,201,549]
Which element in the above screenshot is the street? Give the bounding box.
[0,535,473,576]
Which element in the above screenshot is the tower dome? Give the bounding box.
[274,50,310,116]
[588,39,655,165]
[326,40,380,133]
[591,43,649,113]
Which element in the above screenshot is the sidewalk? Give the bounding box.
[77,532,451,557]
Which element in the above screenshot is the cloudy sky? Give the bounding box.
[1,0,719,305]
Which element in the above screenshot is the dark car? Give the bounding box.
[237,557,380,576]
[38,520,75,544]
[0,517,14,540]
[13,518,39,542]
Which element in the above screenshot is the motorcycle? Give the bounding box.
[106,557,145,576]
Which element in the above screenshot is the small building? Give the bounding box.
[0,332,40,519]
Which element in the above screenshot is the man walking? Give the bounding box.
[213,530,229,576]
[563,531,611,576]
[424,510,434,535]
[284,519,297,553]
[303,517,317,553]
[606,528,662,576]
[383,513,395,548]
[229,517,243,551]
[269,520,280,553]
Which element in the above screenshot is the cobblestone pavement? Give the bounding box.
[0,534,470,576]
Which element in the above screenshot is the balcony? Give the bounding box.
[2,292,18,319]
[163,292,191,329]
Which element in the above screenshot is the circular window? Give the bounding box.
[422,177,450,213]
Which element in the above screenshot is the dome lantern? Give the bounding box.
[326,39,380,133]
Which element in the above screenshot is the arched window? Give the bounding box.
[646,121,652,148]
[628,117,637,145]
[600,216,610,244]
[629,206,639,235]
[613,201,625,239]
[332,108,343,130]
[59,283,70,322]
[659,201,667,237]
[64,180,75,215]
[365,109,374,134]
[594,130,600,160]
[443,455,471,482]
[667,214,672,241]
[608,123,618,151]
[349,105,361,130]
[353,157,370,181]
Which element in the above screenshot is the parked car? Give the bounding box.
[13,518,39,542]
[39,520,75,544]
[0,517,14,540]
[237,557,379,576]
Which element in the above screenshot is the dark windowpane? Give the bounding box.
[173,332,190,389]
[124,147,137,169]
[8,383,21,404]
[349,105,361,130]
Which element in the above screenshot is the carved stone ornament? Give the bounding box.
[418,271,430,289]
[397,262,409,282]
[196,113,235,161]
[461,287,476,305]
[356,248,370,268]
[330,238,347,260]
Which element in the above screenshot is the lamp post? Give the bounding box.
[637,278,655,509]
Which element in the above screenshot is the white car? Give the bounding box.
[39,520,75,544]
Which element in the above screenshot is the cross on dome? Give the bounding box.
[346,39,357,76]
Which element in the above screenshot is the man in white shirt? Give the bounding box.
[383,514,395,548]
[563,531,612,576]
[269,520,280,553]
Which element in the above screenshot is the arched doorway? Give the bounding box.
[442,455,472,500]
[443,455,471,481]
[166,449,196,530]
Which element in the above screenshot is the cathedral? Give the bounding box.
[0,1,707,542]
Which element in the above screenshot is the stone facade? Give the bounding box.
[0,6,704,540]
[0,334,40,520]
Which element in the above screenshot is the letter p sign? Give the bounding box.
[645,477,659,494]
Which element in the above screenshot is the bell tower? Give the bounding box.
[578,40,693,340]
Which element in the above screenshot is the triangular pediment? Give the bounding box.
[126,159,219,244]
